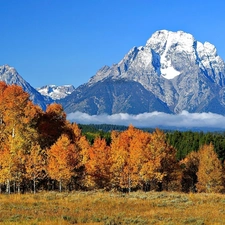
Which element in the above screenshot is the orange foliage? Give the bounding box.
[196,143,224,193]
[0,143,13,185]
[47,134,79,191]
[37,103,67,148]
[140,128,180,191]
[110,125,151,191]
[25,143,46,193]
[180,151,199,192]
[85,137,111,189]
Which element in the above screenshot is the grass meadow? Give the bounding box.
[0,191,225,224]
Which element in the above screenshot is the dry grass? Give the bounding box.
[0,191,225,224]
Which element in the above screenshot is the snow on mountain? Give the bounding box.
[61,30,225,115]
[89,30,225,86]
[0,65,31,86]
[37,85,75,100]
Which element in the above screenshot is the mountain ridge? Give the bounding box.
[37,84,75,100]
[0,64,52,110]
[60,29,225,115]
[2,29,225,116]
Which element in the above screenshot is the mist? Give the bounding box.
[67,111,225,130]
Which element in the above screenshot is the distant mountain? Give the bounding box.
[37,84,75,100]
[0,65,52,110]
[60,30,225,115]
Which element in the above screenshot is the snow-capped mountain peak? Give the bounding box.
[37,84,75,100]
[146,30,195,52]
[146,30,196,80]
[63,29,225,115]
[89,30,210,84]
[0,64,23,84]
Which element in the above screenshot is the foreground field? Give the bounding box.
[0,191,225,225]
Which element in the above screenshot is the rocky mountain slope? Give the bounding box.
[0,65,52,110]
[60,30,225,115]
[61,78,171,115]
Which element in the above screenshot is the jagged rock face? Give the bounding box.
[61,78,171,115]
[37,84,75,100]
[0,65,51,110]
[68,30,225,115]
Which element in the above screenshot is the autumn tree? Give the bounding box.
[47,134,76,192]
[0,83,41,150]
[25,143,46,193]
[66,123,90,189]
[0,82,8,148]
[9,135,27,193]
[180,151,199,192]
[196,143,224,193]
[0,135,27,194]
[0,142,13,193]
[85,137,111,189]
[140,128,180,191]
[110,125,150,192]
[140,130,165,191]
[0,84,30,135]
[0,83,42,192]
[37,103,67,149]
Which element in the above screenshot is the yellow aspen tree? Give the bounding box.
[69,123,90,158]
[0,143,13,193]
[140,129,179,191]
[2,85,30,136]
[110,125,149,192]
[85,137,111,189]
[0,82,8,149]
[0,135,26,194]
[196,143,224,193]
[8,134,27,193]
[0,84,29,145]
[110,127,132,192]
[47,134,75,192]
[0,83,41,192]
[68,123,90,189]
[140,140,165,190]
[25,143,46,193]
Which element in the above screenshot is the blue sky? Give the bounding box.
[1,0,225,88]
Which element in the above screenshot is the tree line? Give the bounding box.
[0,82,225,194]
[166,130,225,161]
[80,124,225,161]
